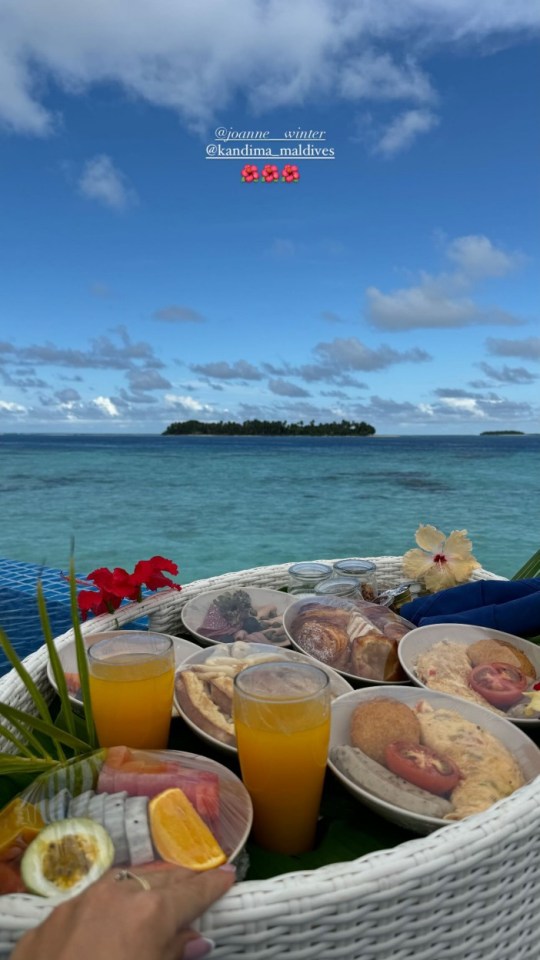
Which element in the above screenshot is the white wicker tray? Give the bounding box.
[2,558,539,960]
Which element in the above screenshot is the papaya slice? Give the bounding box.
[0,799,45,860]
[149,788,226,872]
[21,818,114,898]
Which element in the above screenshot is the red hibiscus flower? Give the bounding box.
[261,164,279,183]
[241,164,259,182]
[131,556,181,592]
[75,556,181,620]
[282,164,300,183]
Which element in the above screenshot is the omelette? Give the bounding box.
[415,701,524,820]
[415,641,505,715]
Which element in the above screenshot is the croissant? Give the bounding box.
[292,613,350,668]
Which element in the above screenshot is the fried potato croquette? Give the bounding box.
[349,698,421,764]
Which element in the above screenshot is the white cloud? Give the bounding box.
[475,362,537,384]
[0,399,26,413]
[190,360,263,381]
[314,337,430,371]
[0,1,538,135]
[375,109,438,156]
[339,53,435,104]
[367,234,525,330]
[486,337,540,361]
[153,305,205,323]
[79,155,136,210]
[165,394,214,414]
[268,379,311,398]
[446,235,523,278]
[439,396,485,417]
[93,396,119,416]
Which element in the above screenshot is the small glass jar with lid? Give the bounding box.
[332,559,378,602]
[314,576,360,600]
[287,561,333,597]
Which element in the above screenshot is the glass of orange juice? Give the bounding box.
[233,661,330,855]
[88,632,175,749]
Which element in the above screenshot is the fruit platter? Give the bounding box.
[0,747,252,898]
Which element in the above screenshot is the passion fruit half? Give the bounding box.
[21,818,114,898]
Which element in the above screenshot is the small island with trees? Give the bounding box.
[480,430,525,436]
[163,418,376,437]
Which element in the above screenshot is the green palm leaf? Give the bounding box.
[0,702,92,754]
[511,549,540,580]
[68,557,97,748]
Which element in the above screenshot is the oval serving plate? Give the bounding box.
[47,630,201,715]
[181,586,293,648]
[328,685,540,836]
[398,623,540,728]
[174,640,353,755]
[283,595,411,686]
[13,747,253,887]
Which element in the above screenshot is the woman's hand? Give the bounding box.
[11,862,236,960]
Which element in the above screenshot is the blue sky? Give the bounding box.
[0,1,539,435]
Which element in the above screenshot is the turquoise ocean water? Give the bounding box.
[1,433,539,582]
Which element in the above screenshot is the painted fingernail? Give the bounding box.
[184,936,215,960]
[217,863,236,874]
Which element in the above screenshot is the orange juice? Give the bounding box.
[88,640,174,749]
[234,662,330,855]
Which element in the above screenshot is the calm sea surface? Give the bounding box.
[1,433,538,581]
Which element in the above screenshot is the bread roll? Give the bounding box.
[350,633,404,681]
[468,638,535,678]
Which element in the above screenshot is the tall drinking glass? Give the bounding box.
[233,661,330,855]
[88,633,175,749]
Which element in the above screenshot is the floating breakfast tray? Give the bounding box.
[3,558,539,960]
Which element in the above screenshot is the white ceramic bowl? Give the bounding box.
[328,685,540,835]
[181,586,293,648]
[397,623,540,728]
[283,595,410,686]
[47,630,201,714]
[175,640,353,755]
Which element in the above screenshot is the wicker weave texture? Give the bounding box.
[2,557,534,960]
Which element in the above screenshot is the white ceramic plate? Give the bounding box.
[328,685,540,835]
[283,595,410,686]
[181,586,293,648]
[397,623,540,727]
[47,630,201,715]
[175,640,353,755]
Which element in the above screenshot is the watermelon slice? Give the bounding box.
[97,750,220,827]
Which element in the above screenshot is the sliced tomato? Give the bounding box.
[469,661,528,709]
[384,741,461,795]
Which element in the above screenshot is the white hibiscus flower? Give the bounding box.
[402,525,480,592]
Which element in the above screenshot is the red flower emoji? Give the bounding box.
[282,164,300,183]
[261,164,279,183]
[241,164,259,182]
